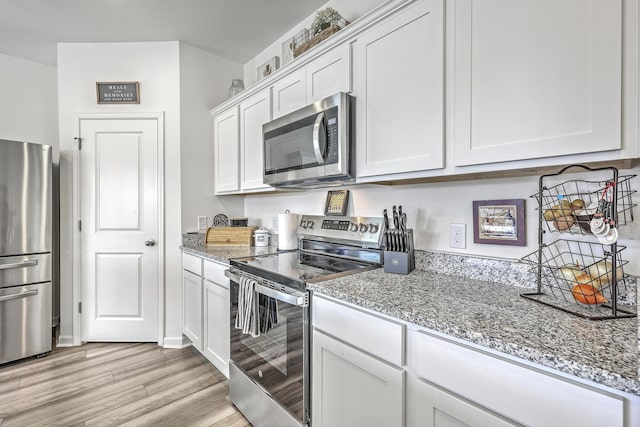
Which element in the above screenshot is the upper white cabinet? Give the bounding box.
[451,0,623,166]
[213,107,239,194]
[355,0,444,178]
[273,43,351,119]
[239,89,272,191]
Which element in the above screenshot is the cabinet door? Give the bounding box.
[451,0,622,166]
[203,279,230,377]
[355,0,444,178]
[415,379,518,427]
[182,269,203,350]
[312,330,404,427]
[239,90,271,191]
[213,107,240,194]
[306,43,351,103]
[272,68,306,119]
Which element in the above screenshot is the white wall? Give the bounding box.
[57,42,183,345]
[179,43,244,232]
[0,53,60,325]
[0,53,58,148]
[243,0,384,86]
[245,164,640,276]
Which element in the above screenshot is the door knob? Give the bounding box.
[145,239,156,247]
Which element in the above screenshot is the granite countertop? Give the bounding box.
[180,240,280,264]
[308,265,640,397]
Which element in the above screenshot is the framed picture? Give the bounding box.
[473,199,526,246]
[257,56,280,81]
[282,36,295,65]
[96,81,140,104]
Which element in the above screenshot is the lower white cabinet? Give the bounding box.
[312,295,405,427]
[312,294,637,427]
[414,331,624,427]
[182,252,230,377]
[202,259,230,377]
[312,329,404,427]
[415,379,517,427]
[182,269,203,350]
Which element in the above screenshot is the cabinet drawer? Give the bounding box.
[416,331,623,427]
[313,296,404,366]
[182,252,202,275]
[203,259,229,288]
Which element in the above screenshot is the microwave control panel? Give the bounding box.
[325,107,339,164]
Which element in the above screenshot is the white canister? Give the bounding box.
[254,228,270,247]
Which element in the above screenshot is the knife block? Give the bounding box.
[384,249,415,275]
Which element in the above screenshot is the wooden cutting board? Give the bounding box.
[205,226,258,246]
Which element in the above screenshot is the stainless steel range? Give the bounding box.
[225,214,384,427]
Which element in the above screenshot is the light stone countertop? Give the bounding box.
[181,239,640,396]
[307,258,640,397]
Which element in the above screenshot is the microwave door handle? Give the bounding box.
[312,112,326,165]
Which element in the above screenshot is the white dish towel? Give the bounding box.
[235,276,260,337]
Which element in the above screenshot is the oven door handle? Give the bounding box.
[254,283,308,307]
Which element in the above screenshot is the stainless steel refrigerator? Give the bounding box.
[0,139,52,364]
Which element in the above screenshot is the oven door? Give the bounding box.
[227,270,310,424]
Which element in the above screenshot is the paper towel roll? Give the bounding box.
[278,213,298,250]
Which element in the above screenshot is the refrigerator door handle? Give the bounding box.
[0,289,38,302]
[0,259,39,270]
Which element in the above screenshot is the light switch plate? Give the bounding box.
[449,223,466,249]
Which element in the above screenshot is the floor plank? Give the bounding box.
[0,343,250,426]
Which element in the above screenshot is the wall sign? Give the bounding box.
[96,82,140,104]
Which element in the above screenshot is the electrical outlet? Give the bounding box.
[449,223,466,249]
[272,216,278,231]
[197,216,208,231]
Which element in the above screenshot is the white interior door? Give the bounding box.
[79,116,160,342]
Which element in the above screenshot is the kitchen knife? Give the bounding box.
[392,205,399,229]
[383,209,390,249]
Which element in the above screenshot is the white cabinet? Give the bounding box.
[213,107,239,194]
[451,0,623,166]
[182,252,231,378]
[415,379,518,427]
[312,296,405,427]
[355,0,444,178]
[202,259,230,377]
[414,330,624,427]
[313,330,404,427]
[182,253,203,350]
[239,89,272,191]
[273,44,351,119]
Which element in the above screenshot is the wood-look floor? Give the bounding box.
[0,342,251,427]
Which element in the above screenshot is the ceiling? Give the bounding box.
[0,0,328,66]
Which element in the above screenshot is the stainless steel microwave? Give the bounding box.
[263,92,354,188]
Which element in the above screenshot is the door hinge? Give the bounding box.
[74,137,82,150]
[78,302,82,313]
[78,220,82,232]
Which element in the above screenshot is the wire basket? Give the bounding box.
[521,240,635,319]
[293,18,349,58]
[533,174,636,235]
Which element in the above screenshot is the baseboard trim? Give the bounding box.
[163,335,192,349]
[56,335,75,347]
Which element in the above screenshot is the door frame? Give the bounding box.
[71,112,165,346]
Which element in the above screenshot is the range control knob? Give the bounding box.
[300,220,307,229]
[307,220,315,230]
[369,223,379,234]
[350,222,358,232]
[359,223,368,233]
